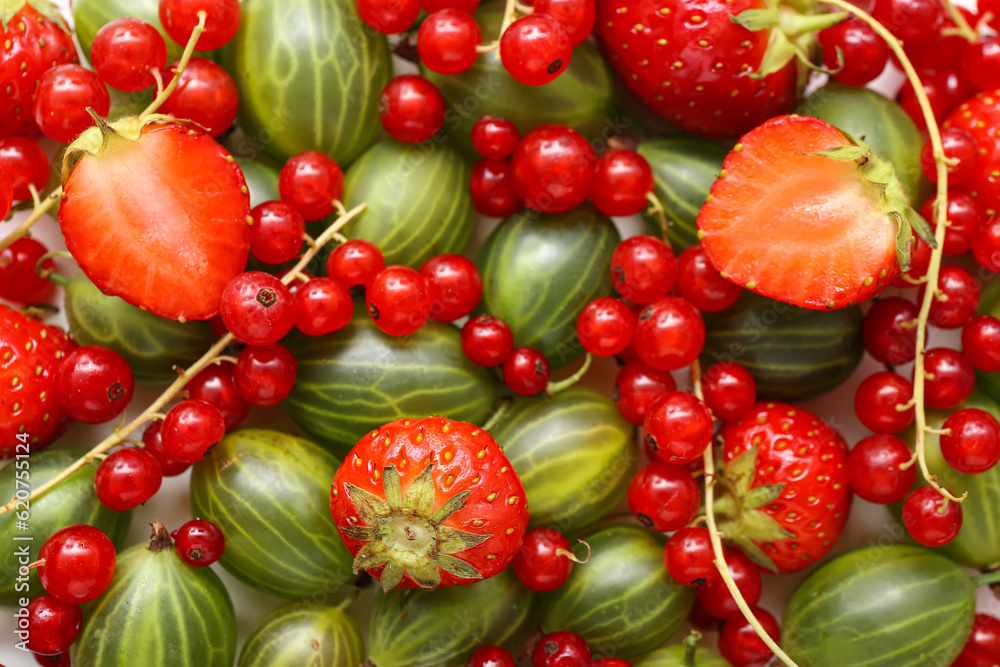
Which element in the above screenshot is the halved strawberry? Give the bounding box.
[697,114,934,310]
[59,116,251,321]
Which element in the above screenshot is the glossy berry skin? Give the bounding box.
[470,159,523,218]
[38,525,116,605]
[862,297,918,365]
[159,0,242,50]
[941,408,1000,474]
[421,0,479,10]
[467,646,517,667]
[591,660,632,667]
[534,0,595,46]
[676,245,742,312]
[854,371,915,435]
[702,362,756,421]
[697,550,762,619]
[504,347,551,396]
[901,67,976,131]
[356,0,420,34]
[0,136,50,201]
[220,272,296,346]
[902,485,963,547]
[920,128,977,185]
[576,297,636,357]
[591,150,654,217]
[90,18,167,92]
[471,116,519,161]
[140,420,190,477]
[511,124,595,213]
[664,526,715,586]
[25,595,82,656]
[418,9,482,75]
[34,652,71,666]
[962,38,1000,92]
[160,57,240,137]
[420,254,483,322]
[379,75,447,144]
[633,297,705,372]
[614,360,676,426]
[627,461,700,532]
[367,266,431,336]
[0,166,10,219]
[278,151,344,222]
[55,345,135,425]
[294,277,354,336]
[719,606,779,667]
[609,235,676,304]
[920,265,980,330]
[94,447,163,511]
[846,434,916,505]
[161,399,226,463]
[644,391,713,464]
[171,519,225,566]
[461,315,514,367]
[32,65,110,144]
[943,90,1000,213]
[233,343,298,407]
[954,613,1000,667]
[963,315,1000,372]
[185,360,249,430]
[327,239,384,288]
[533,631,591,667]
[512,527,574,592]
[871,0,943,51]
[893,237,933,288]
[500,14,572,87]
[975,217,1000,274]
[920,191,982,256]
[248,201,305,265]
[921,348,975,410]
[818,19,888,87]
[0,237,55,305]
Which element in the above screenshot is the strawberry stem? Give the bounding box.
[141,10,208,118]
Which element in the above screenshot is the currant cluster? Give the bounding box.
[465,630,630,667]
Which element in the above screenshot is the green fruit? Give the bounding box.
[637,136,729,252]
[72,522,236,667]
[491,388,637,532]
[236,157,281,208]
[284,309,501,456]
[189,428,356,599]
[797,81,932,206]
[476,205,620,368]
[221,0,391,165]
[782,544,974,667]
[701,291,863,400]
[975,279,1000,404]
[64,271,217,384]
[0,449,131,608]
[238,602,365,667]
[369,569,533,667]
[633,644,731,667]
[540,525,695,658]
[341,139,474,267]
[421,11,617,155]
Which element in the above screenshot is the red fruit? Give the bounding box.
[954,613,1000,667]
[379,75,447,144]
[627,461,701,532]
[160,58,240,138]
[900,67,976,131]
[719,606,779,667]
[34,652,70,666]
[719,402,850,573]
[468,646,517,667]
[330,417,529,591]
[533,631,591,667]
[920,128,977,186]
[591,660,631,667]
[367,266,431,336]
[420,254,483,322]
[54,345,135,425]
[921,348,975,410]
[697,549,762,619]
[609,235,676,304]
[0,136,50,201]
[613,360,676,426]
[470,159,523,218]
[0,306,76,457]
[233,342,297,407]
[871,0,943,51]
[294,277,354,336]
[893,236,932,289]
[664,526,715,587]
[902,486,962,547]
[418,9,482,75]
[90,18,167,93]
[471,116,519,161]
[975,216,1000,273]
[941,408,1000,474]
[504,347,551,396]
[161,399,226,463]
[534,0,595,46]
[698,115,922,310]
[595,0,797,139]
[675,244,743,312]
[220,272,296,346]
[38,525,116,604]
[60,120,251,322]
[963,315,1000,372]
[278,151,344,222]
[249,201,306,265]
[962,38,1000,92]
[920,265,980,330]
[576,297,636,357]
[943,90,1000,214]
[159,0,242,51]
[511,124,595,213]
[172,518,225,566]
[701,362,756,422]
[633,296,705,371]
[94,447,163,511]
[512,527,576,592]
[0,1,78,137]
[0,237,55,305]
[357,0,420,34]
[590,149,654,217]
[461,315,515,368]
[140,420,190,477]
[854,371,915,434]
[643,391,713,464]
[327,239,384,288]
[861,297,918,365]
[185,360,249,430]
[818,19,888,87]
[25,595,82,656]
[500,14,572,87]
[421,0,479,11]
[846,434,915,504]
[32,64,110,144]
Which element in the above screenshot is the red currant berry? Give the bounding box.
[701,362,756,421]
[421,0,479,11]
[511,124,594,213]
[591,150,654,217]
[512,527,576,592]
[91,18,167,92]
[719,606,779,667]
[294,277,354,336]
[0,137,50,202]
[0,167,10,219]
[676,245,742,312]
[920,128,977,185]
[846,434,916,504]
[471,116,520,161]
[576,297,636,357]
[975,216,1000,273]
[627,461,700,531]
[141,421,191,477]
[418,9,481,75]
[160,57,239,137]
[327,239,385,288]
[854,371,915,434]
[818,19,888,87]
[941,408,1000,474]
[233,342,298,407]
[591,660,631,667]
[379,75,447,144]
[367,266,431,336]
[171,519,225,566]
[32,65,110,144]
[420,254,483,322]
[614,360,676,425]
[697,550,762,619]
[159,0,242,50]
[500,14,572,86]
[961,38,1000,92]
[504,347,551,396]
[461,315,514,367]
[248,201,305,265]
[633,296,705,371]
[186,360,249,430]
[861,297,918,365]
[954,613,1000,667]
[470,159,523,218]
[278,151,344,222]
[921,348,975,410]
[34,653,71,666]
[643,391,713,464]
[161,399,226,463]
[0,237,55,305]
[26,595,82,656]
[533,631,591,667]
[893,236,933,288]
[356,0,420,34]
[55,345,134,425]
[609,235,677,304]
[920,265,980,330]
[534,0,595,45]
[664,526,715,586]
[220,271,296,346]
[467,646,516,667]
[871,0,943,52]
[902,485,963,547]
[963,314,1000,372]
[920,191,982,256]
[38,525,116,604]
[95,447,162,511]
[900,66,976,131]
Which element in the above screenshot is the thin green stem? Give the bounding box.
[141,11,207,118]
[546,353,592,396]
[973,570,1000,588]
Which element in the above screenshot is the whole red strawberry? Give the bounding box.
[0,1,78,137]
[716,401,851,573]
[330,416,529,592]
[0,305,76,457]
[943,89,1000,215]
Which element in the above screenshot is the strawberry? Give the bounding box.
[943,89,1000,216]
[0,1,78,137]
[713,401,850,573]
[697,114,935,310]
[0,305,76,457]
[59,116,252,322]
[330,416,529,592]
